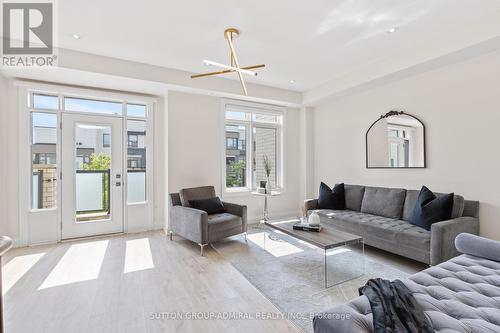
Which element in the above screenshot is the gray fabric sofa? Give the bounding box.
[305,185,479,265]
[313,233,500,333]
[169,186,247,255]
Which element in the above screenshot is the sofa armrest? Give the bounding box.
[430,216,479,265]
[304,198,318,212]
[455,233,500,262]
[169,206,209,244]
[222,201,247,232]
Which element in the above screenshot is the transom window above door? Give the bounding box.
[223,101,284,193]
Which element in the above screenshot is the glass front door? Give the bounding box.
[61,113,124,239]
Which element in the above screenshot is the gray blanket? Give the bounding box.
[359,278,432,333]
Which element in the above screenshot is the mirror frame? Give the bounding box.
[365,110,426,169]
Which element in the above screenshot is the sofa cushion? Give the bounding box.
[207,213,242,239]
[318,182,345,210]
[360,187,406,219]
[403,189,465,221]
[189,197,225,214]
[179,186,216,207]
[344,184,365,211]
[314,254,500,333]
[410,186,454,231]
[318,210,430,252]
[404,255,500,332]
[441,192,465,219]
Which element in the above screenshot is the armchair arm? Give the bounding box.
[304,199,318,212]
[169,206,209,244]
[430,216,479,265]
[222,202,247,232]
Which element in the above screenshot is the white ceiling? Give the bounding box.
[54,0,500,92]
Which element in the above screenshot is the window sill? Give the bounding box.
[223,188,251,197]
[127,201,148,206]
[223,187,286,197]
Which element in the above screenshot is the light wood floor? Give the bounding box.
[2,231,301,333]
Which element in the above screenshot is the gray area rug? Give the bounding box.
[212,226,410,332]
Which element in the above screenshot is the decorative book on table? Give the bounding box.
[293,222,321,232]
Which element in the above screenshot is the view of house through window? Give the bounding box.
[225,124,247,188]
[253,127,277,188]
[224,105,282,191]
[127,119,147,203]
[31,112,58,209]
[75,124,112,222]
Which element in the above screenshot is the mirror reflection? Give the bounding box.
[366,112,425,168]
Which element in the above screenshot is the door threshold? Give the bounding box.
[61,232,125,243]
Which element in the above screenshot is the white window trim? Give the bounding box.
[221,99,286,196]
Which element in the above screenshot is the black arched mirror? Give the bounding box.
[366,111,426,168]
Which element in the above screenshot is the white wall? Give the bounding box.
[313,49,500,240]
[1,80,19,242]
[168,91,302,222]
[0,74,8,236]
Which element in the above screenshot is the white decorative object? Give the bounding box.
[265,178,271,194]
[308,211,320,226]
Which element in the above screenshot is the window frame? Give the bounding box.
[25,88,154,212]
[30,110,59,212]
[221,100,285,194]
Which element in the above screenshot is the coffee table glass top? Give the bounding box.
[262,217,365,288]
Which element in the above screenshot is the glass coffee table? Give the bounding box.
[263,218,365,288]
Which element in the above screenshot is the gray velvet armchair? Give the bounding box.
[168,186,247,255]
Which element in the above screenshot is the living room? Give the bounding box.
[1,1,500,332]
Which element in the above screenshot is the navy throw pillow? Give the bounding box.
[318,182,346,210]
[189,197,225,215]
[410,186,454,231]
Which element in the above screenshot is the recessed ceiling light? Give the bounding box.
[387,27,399,34]
[289,79,295,84]
[71,34,81,39]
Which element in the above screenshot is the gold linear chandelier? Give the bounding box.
[190,28,265,96]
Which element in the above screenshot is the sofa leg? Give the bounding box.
[169,231,173,241]
[198,243,208,256]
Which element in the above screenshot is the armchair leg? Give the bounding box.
[169,231,173,240]
[198,243,208,256]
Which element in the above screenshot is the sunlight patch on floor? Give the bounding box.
[2,253,45,295]
[38,240,108,290]
[124,238,154,273]
[247,232,303,257]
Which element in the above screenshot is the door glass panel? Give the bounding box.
[31,113,57,209]
[65,97,122,115]
[75,124,111,222]
[127,120,146,203]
